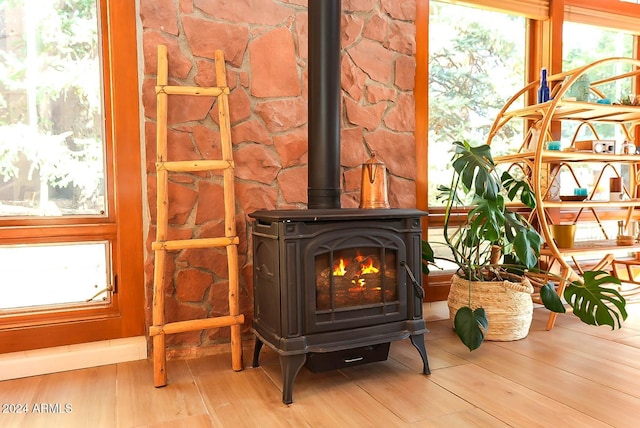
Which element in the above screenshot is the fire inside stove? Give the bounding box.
[315,247,398,310]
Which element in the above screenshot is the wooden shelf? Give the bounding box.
[495,150,640,163]
[541,151,640,163]
[543,199,640,208]
[541,239,640,257]
[502,100,640,124]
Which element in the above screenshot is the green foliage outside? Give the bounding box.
[0,0,104,215]
[562,22,634,142]
[428,2,525,206]
[428,3,635,207]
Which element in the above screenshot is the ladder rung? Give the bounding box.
[156,85,229,97]
[149,314,245,336]
[152,237,239,251]
[157,159,234,172]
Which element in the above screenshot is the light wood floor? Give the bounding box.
[2,306,640,428]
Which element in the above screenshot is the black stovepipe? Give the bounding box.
[307,0,342,210]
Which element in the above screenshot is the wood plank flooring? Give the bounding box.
[1,305,640,427]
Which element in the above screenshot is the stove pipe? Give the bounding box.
[307,0,342,210]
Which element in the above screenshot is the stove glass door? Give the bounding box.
[315,246,398,310]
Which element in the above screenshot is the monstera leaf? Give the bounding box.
[501,210,542,269]
[453,306,488,351]
[540,282,566,313]
[511,227,542,269]
[502,171,536,209]
[564,271,627,329]
[451,141,500,200]
[468,196,505,243]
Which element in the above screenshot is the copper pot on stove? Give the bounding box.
[360,152,390,209]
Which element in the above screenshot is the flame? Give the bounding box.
[333,258,347,276]
[332,255,380,285]
[360,258,379,275]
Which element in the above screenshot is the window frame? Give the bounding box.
[0,0,144,352]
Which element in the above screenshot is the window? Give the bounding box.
[427,1,526,273]
[0,1,105,218]
[428,1,526,207]
[560,22,636,244]
[0,0,111,311]
[0,0,143,353]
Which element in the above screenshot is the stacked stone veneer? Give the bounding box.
[139,0,417,356]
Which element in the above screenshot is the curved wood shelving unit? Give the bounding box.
[488,57,640,328]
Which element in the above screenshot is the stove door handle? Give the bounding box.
[255,263,274,278]
[401,261,424,299]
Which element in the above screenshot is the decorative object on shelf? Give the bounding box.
[526,121,542,151]
[537,67,550,103]
[616,235,635,246]
[571,74,591,101]
[621,140,636,155]
[618,94,640,106]
[574,139,616,153]
[574,187,588,197]
[616,221,634,245]
[550,224,576,248]
[546,141,561,151]
[609,177,624,201]
[421,141,627,351]
[560,195,587,202]
[632,221,640,242]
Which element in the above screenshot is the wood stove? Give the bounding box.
[250,208,429,404]
[249,0,430,404]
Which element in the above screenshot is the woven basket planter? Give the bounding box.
[448,274,534,341]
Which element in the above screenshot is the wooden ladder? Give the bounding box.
[150,45,244,387]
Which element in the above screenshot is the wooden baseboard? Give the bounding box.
[0,304,449,382]
[0,336,146,381]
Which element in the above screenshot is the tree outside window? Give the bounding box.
[0,0,105,216]
[428,1,526,207]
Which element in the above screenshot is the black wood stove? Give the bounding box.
[249,0,430,404]
[250,208,429,404]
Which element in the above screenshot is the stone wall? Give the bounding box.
[139,0,417,357]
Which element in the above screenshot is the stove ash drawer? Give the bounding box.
[304,342,391,372]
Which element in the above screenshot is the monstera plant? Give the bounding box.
[422,140,627,351]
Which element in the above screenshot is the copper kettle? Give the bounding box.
[359,152,390,209]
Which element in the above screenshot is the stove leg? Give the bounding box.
[252,338,264,367]
[410,334,430,375]
[279,353,306,405]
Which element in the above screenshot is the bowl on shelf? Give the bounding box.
[616,235,635,246]
[559,195,588,201]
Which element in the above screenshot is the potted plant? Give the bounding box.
[422,140,628,351]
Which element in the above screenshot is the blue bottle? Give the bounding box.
[537,68,550,103]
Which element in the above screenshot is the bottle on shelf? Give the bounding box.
[537,68,550,103]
